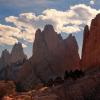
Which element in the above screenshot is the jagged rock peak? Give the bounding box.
[0,49,11,68]
[83,25,90,45]
[1,49,10,58]
[81,13,100,69]
[67,34,76,41]
[81,25,89,59]
[90,13,100,28]
[95,13,100,21]
[34,29,42,39]
[11,42,26,56]
[84,25,89,34]
[64,34,79,50]
[67,34,75,39]
[36,29,41,34]
[44,24,55,32]
[12,42,23,50]
[10,42,27,64]
[68,34,73,37]
[16,24,81,90]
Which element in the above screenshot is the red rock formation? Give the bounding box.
[0,42,27,69]
[0,81,16,99]
[64,34,80,70]
[10,42,27,64]
[17,25,80,90]
[81,14,100,70]
[0,49,11,70]
[2,70,100,100]
[32,25,80,72]
[0,42,27,88]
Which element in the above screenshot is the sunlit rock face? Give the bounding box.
[18,24,80,90]
[81,14,100,69]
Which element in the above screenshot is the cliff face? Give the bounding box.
[0,25,80,90]
[81,14,100,69]
[17,25,80,90]
[32,25,80,79]
[32,25,80,73]
[64,34,80,70]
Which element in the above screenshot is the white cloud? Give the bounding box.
[0,24,27,47]
[0,4,100,46]
[0,24,20,36]
[90,0,95,5]
[0,36,18,45]
[22,43,27,48]
[0,24,19,45]
[62,26,81,33]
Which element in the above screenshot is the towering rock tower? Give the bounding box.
[81,14,100,69]
[10,42,27,64]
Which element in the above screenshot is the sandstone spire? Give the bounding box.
[81,13,100,69]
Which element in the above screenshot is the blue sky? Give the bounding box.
[0,0,99,24]
[0,0,100,57]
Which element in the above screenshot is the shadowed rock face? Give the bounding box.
[0,49,11,70]
[0,42,27,84]
[0,42,27,68]
[18,25,80,90]
[64,34,80,70]
[81,14,100,70]
[10,42,27,64]
[32,25,80,73]
[0,25,80,90]
[2,69,100,100]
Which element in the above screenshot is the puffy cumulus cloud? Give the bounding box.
[5,4,100,34]
[1,4,100,46]
[90,0,95,5]
[62,26,81,33]
[0,24,19,45]
[0,24,27,47]
[69,4,100,25]
[0,24,20,36]
[0,36,18,45]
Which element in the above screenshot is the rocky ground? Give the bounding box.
[0,68,99,100]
